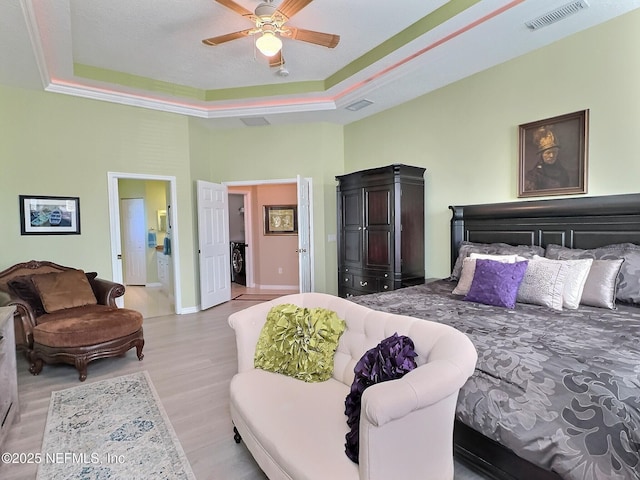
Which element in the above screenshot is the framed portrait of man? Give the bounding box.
[518,109,589,198]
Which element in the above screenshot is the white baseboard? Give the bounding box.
[145,282,162,288]
[254,284,298,291]
[179,306,199,315]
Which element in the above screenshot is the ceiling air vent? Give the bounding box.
[525,0,589,30]
[345,99,373,111]
[240,117,270,127]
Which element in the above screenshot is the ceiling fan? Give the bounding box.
[202,0,340,67]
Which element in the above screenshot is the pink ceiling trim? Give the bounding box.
[334,0,526,101]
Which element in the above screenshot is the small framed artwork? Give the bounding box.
[264,205,297,235]
[19,195,81,235]
[518,109,589,198]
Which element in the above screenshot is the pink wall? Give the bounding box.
[229,183,299,289]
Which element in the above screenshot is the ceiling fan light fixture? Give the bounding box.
[256,31,282,57]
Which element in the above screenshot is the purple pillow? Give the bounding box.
[344,333,417,463]
[464,259,528,309]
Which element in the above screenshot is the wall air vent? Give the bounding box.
[525,0,589,30]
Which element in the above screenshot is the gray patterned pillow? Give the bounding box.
[516,258,570,310]
[451,241,545,280]
[532,256,593,309]
[545,243,640,305]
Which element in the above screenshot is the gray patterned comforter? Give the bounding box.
[350,280,640,480]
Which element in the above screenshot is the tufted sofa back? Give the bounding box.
[229,292,476,387]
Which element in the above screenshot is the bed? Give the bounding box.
[349,193,640,480]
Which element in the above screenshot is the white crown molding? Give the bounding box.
[46,80,339,118]
[46,81,212,117]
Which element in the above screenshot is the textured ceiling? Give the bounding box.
[2,0,639,128]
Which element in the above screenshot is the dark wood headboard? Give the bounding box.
[449,193,640,271]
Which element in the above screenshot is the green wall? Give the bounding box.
[197,122,345,295]
[345,8,640,278]
[0,88,199,308]
[1,8,639,307]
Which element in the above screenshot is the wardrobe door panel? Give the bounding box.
[365,188,391,226]
[365,230,392,268]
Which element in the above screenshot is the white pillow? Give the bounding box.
[517,258,570,310]
[452,254,521,296]
[533,256,593,309]
[470,253,521,262]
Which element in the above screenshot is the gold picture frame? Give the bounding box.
[518,109,589,198]
[264,205,297,235]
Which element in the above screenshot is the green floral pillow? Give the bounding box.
[254,303,346,382]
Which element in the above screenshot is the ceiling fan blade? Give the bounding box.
[286,27,339,48]
[215,0,254,17]
[269,51,285,68]
[202,29,253,46]
[276,0,313,20]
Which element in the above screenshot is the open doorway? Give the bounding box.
[107,172,182,317]
[228,193,247,288]
[225,177,313,299]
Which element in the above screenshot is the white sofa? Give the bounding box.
[228,292,477,480]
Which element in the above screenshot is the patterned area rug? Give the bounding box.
[38,371,195,480]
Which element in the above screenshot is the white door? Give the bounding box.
[297,176,312,292]
[121,198,146,285]
[197,180,231,309]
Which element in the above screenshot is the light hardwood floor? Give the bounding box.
[1,296,487,480]
[123,283,298,320]
[123,285,175,318]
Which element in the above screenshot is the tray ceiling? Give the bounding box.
[2,0,639,128]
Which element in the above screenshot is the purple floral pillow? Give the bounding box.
[344,333,417,463]
[464,259,528,309]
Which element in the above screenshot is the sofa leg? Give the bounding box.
[233,426,242,444]
[29,358,43,376]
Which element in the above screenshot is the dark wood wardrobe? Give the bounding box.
[336,164,425,297]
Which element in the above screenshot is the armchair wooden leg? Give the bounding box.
[75,357,88,382]
[136,340,145,361]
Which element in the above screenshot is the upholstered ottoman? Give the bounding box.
[30,305,144,381]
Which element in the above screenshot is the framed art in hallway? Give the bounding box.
[264,205,297,235]
[518,109,589,198]
[19,195,81,235]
